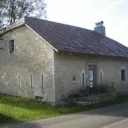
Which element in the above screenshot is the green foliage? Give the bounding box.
[0,94,127,125]
[0,94,85,125]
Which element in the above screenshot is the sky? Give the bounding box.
[46,0,128,47]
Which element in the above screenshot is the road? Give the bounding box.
[1,103,128,128]
[102,119,128,128]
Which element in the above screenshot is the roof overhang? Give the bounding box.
[58,50,128,60]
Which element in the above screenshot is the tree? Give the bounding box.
[0,0,4,28]
[0,0,46,28]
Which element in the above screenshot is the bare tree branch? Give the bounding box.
[0,0,46,28]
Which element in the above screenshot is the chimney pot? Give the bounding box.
[94,21,105,36]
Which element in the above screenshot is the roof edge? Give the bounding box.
[0,17,25,35]
[58,50,128,60]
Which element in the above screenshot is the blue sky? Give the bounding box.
[46,0,128,46]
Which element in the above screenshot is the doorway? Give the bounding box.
[88,65,97,88]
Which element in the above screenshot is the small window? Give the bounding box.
[17,74,21,88]
[9,40,14,53]
[82,73,85,87]
[73,76,75,81]
[0,39,4,49]
[30,74,33,89]
[100,72,103,84]
[41,74,44,92]
[121,69,126,81]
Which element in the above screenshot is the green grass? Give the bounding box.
[0,94,128,125]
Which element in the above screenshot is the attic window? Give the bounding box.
[9,40,14,53]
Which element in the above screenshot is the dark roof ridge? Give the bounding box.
[25,16,93,32]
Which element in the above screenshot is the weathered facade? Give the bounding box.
[0,17,128,105]
[0,26,55,104]
[54,54,128,103]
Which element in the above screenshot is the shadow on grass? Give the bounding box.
[0,113,17,125]
[0,113,44,128]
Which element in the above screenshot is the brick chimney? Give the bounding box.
[94,21,105,36]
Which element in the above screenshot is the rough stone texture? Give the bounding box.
[54,54,86,103]
[54,53,128,103]
[0,26,55,104]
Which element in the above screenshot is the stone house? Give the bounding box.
[0,17,128,105]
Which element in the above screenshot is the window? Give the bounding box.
[82,73,85,88]
[0,38,4,49]
[41,74,44,92]
[100,72,103,84]
[30,74,33,89]
[121,69,126,81]
[73,76,75,81]
[17,74,21,88]
[9,40,14,53]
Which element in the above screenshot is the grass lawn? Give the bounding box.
[0,94,127,125]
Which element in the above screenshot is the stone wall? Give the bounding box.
[0,26,55,104]
[54,53,128,103]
